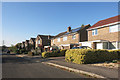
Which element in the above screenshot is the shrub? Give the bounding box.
[24,51,28,54]
[42,49,67,58]
[32,49,40,55]
[19,49,26,54]
[65,49,119,64]
[42,51,50,58]
[28,51,34,56]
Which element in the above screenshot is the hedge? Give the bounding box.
[42,49,67,58]
[28,51,34,56]
[65,49,119,64]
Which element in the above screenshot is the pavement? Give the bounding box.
[2,54,88,78]
[39,56,119,79]
[5,54,119,79]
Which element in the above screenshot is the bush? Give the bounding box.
[19,49,26,54]
[23,51,28,54]
[42,49,67,58]
[65,49,119,64]
[28,51,34,56]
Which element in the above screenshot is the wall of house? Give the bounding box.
[88,26,119,42]
[42,39,51,46]
[51,33,79,47]
[35,37,42,48]
[35,36,51,48]
[79,25,90,42]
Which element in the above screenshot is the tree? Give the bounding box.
[2,45,7,52]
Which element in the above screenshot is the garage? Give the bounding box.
[79,42,92,48]
[96,42,103,49]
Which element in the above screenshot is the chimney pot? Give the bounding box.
[67,26,71,32]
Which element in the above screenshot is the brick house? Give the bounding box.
[80,15,120,50]
[29,38,36,49]
[51,24,91,49]
[25,40,29,50]
[35,35,54,49]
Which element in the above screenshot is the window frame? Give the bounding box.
[92,29,98,36]
[57,38,60,42]
[38,40,40,44]
[63,36,67,41]
[72,34,76,39]
[52,40,54,43]
[109,24,120,33]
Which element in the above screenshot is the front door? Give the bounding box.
[96,42,103,49]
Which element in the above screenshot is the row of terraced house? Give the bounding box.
[20,15,120,51]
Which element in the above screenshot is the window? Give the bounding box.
[118,42,120,49]
[38,40,40,44]
[52,40,54,43]
[109,42,116,49]
[72,34,76,39]
[109,24,120,32]
[103,42,108,49]
[92,29,98,36]
[57,38,60,42]
[63,36,67,41]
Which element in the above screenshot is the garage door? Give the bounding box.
[96,43,103,49]
[82,42,92,48]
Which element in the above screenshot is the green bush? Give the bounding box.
[42,49,67,58]
[65,49,119,64]
[23,51,28,54]
[28,51,34,56]
[19,49,26,54]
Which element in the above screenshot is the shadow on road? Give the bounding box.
[2,55,32,64]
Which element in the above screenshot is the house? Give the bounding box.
[21,41,25,49]
[35,35,54,49]
[80,15,120,50]
[25,40,29,50]
[51,24,91,49]
[29,38,36,49]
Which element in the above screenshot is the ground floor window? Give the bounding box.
[118,42,120,49]
[103,42,108,49]
[109,42,116,49]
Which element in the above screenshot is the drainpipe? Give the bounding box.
[116,41,118,50]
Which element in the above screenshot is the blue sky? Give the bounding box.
[2,2,118,46]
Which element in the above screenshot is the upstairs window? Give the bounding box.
[109,24,120,32]
[38,40,40,44]
[72,34,76,39]
[92,29,98,36]
[52,40,54,43]
[63,36,67,41]
[57,38,60,42]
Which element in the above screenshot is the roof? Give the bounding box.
[37,35,54,40]
[88,15,120,30]
[30,38,36,41]
[25,40,29,43]
[53,24,90,39]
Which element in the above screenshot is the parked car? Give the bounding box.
[50,45,59,51]
[72,46,92,49]
[71,47,79,49]
[7,50,10,53]
[79,46,92,49]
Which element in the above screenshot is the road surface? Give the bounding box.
[2,54,87,78]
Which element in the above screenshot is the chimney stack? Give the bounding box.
[67,26,71,32]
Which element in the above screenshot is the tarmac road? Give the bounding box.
[2,54,87,79]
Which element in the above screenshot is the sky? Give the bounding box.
[1,2,118,46]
